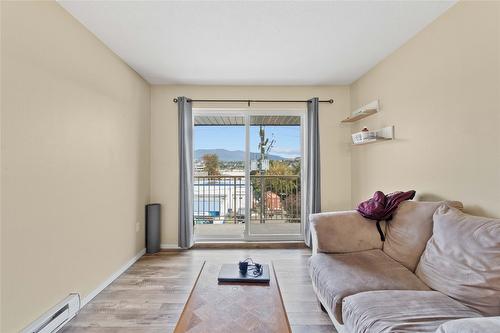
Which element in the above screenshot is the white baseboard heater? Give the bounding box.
[21,294,80,333]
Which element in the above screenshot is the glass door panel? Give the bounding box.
[248,115,303,238]
[193,114,246,240]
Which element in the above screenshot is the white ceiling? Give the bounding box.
[58,1,455,85]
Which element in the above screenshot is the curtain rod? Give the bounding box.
[172,98,334,105]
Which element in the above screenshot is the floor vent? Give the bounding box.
[21,294,80,333]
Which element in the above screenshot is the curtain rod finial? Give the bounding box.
[329,99,334,104]
[173,98,178,103]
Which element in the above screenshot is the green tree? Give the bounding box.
[266,160,300,194]
[251,160,300,219]
[202,154,220,176]
[268,160,294,175]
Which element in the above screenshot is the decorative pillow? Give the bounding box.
[383,200,463,271]
[416,205,500,316]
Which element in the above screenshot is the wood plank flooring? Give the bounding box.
[61,249,336,333]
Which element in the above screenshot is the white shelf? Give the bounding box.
[342,100,379,123]
[352,126,394,146]
[352,138,393,146]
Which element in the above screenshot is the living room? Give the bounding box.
[1,1,499,333]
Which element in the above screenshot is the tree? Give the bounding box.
[268,160,294,176]
[266,160,300,194]
[251,160,300,219]
[202,154,220,176]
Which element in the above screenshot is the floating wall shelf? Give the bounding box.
[341,109,377,123]
[352,126,394,146]
[341,100,379,123]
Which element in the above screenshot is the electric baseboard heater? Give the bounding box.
[21,294,80,333]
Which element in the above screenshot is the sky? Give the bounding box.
[194,125,301,158]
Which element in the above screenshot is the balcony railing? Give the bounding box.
[193,175,301,225]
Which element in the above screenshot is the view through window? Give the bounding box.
[193,113,303,241]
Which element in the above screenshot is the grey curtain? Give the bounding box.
[305,97,321,247]
[178,97,194,249]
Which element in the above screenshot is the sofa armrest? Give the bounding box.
[310,210,384,255]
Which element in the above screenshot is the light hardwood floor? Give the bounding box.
[61,249,336,333]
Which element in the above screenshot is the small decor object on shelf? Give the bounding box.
[352,129,376,144]
[352,126,394,145]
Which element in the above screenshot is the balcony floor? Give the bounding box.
[194,220,301,238]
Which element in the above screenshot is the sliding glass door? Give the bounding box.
[193,110,305,241]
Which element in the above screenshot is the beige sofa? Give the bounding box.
[308,201,500,333]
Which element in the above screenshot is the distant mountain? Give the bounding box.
[195,149,288,161]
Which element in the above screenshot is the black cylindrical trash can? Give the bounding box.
[146,203,161,254]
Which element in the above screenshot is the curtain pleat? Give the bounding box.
[178,97,194,249]
[305,97,321,247]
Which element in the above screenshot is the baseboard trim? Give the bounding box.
[160,241,308,250]
[81,248,146,306]
[161,243,182,251]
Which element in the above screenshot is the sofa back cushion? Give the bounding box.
[416,205,500,316]
[310,211,384,254]
[383,200,463,271]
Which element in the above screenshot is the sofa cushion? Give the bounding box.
[310,211,384,254]
[416,205,500,316]
[383,200,463,271]
[308,249,429,324]
[342,290,482,333]
[435,317,500,333]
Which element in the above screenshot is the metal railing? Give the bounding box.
[193,175,300,225]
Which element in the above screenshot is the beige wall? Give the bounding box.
[151,85,351,246]
[1,2,150,332]
[350,1,500,218]
[2,0,498,331]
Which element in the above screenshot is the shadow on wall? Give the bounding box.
[418,193,491,218]
[417,193,449,202]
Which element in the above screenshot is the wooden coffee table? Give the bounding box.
[174,261,291,333]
